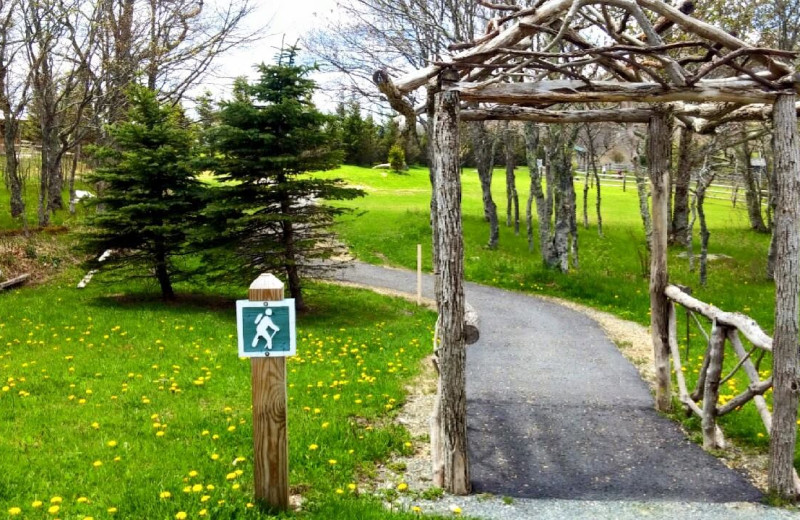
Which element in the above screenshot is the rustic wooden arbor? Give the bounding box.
[376,0,800,499]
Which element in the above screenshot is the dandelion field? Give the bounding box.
[0,275,442,519]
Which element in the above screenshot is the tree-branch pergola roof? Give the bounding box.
[376,0,799,133]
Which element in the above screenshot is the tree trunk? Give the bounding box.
[549,128,576,272]
[671,126,693,245]
[582,169,590,229]
[280,190,305,312]
[585,129,603,237]
[470,121,499,249]
[68,145,81,214]
[523,122,545,254]
[697,182,711,286]
[741,130,768,233]
[648,107,673,413]
[634,158,653,252]
[154,243,175,301]
[767,93,800,500]
[431,85,470,496]
[4,117,24,219]
[503,122,520,234]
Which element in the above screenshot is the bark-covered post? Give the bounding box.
[768,93,800,500]
[431,68,470,495]
[648,106,673,412]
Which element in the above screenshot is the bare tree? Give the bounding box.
[503,121,519,235]
[24,0,101,226]
[0,0,30,223]
[470,120,499,248]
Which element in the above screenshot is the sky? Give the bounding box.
[197,0,340,104]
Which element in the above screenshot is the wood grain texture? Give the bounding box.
[768,93,800,499]
[702,322,726,450]
[665,285,772,350]
[249,274,289,511]
[648,106,672,412]
[432,87,471,495]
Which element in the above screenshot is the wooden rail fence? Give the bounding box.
[664,284,800,492]
[576,171,769,206]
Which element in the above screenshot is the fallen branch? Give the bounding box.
[0,273,30,291]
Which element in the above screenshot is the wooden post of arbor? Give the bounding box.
[430,68,470,495]
[768,92,800,499]
[648,106,673,412]
[249,274,289,510]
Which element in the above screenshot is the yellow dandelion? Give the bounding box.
[76,496,89,503]
[336,488,344,494]
[450,505,462,515]
[188,470,198,477]
[8,507,22,516]
[199,509,208,517]
[156,431,166,437]
[107,507,118,514]
[397,482,408,491]
[210,453,220,460]
[192,484,203,492]
[50,497,62,504]
[175,512,187,520]
[308,444,319,451]
[328,459,337,465]
[226,472,237,480]
[32,500,43,508]
[48,505,60,514]
[93,460,103,467]
[160,491,172,499]
[200,495,210,503]
[107,440,118,447]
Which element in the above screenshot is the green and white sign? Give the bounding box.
[236,299,296,358]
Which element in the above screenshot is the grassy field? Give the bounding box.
[317,164,782,457]
[0,267,450,519]
[0,159,790,518]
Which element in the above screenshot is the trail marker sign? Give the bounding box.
[236,299,296,357]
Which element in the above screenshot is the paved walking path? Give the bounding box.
[325,263,792,514]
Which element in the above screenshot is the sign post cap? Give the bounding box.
[249,273,284,291]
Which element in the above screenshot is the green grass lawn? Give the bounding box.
[0,270,446,519]
[0,160,788,518]
[319,164,782,458]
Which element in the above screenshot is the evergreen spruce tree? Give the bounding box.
[206,48,363,310]
[84,86,203,300]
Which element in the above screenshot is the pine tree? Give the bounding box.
[83,86,203,300]
[205,48,363,310]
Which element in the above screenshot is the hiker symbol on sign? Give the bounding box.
[236,299,296,358]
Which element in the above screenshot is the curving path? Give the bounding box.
[327,262,764,503]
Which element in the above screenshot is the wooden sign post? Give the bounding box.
[247,274,289,511]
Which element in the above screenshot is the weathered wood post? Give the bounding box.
[768,92,800,499]
[249,274,289,510]
[648,106,673,412]
[430,67,470,495]
[702,322,726,450]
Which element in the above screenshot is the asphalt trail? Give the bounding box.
[327,262,761,502]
